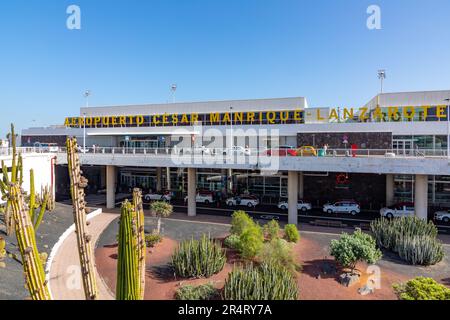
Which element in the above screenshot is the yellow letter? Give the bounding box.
[388,107,400,121]
[359,107,369,121]
[64,118,70,127]
[267,111,276,124]
[246,112,255,123]
[102,117,110,126]
[210,113,220,124]
[222,113,231,124]
[316,109,325,121]
[372,107,384,121]
[329,109,339,121]
[153,115,160,125]
[94,117,101,126]
[343,108,354,120]
[280,111,289,122]
[403,107,415,120]
[172,114,178,125]
[235,112,244,124]
[181,114,189,124]
[136,115,144,126]
[437,105,446,118]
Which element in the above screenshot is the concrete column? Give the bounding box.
[288,171,299,226]
[106,165,116,209]
[227,169,233,195]
[386,174,395,206]
[414,175,428,220]
[166,167,171,191]
[187,168,197,217]
[156,167,162,192]
[298,172,304,199]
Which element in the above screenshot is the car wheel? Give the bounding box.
[350,210,357,216]
[301,207,308,212]
[247,203,254,208]
[144,196,150,202]
[280,205,287,211]
[327,209,333,214]
[386,213,394,219]
[204,200,210,205]
[443,217,450,223]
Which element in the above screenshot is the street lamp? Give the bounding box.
[171,84,177,103]
[377,70,386,94]
[230,106,234,149]
[83,90,91,153]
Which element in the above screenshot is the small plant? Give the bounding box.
[0,236,6,259]
[223,263,298,300]
[231,211,254,236]
[263,220,280,241]
[239,224,264,259]
[257,238,299,273]
[145,233,162,248]
[371,217,444,266]
[175,283,219,300]
[284,224,300,243]
[150,201,173,235]
[330,229,382,273]
[172,235,226,278]
[393,277,450,300]
[224,234,241,250]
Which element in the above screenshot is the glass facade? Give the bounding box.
[394,175,450,208]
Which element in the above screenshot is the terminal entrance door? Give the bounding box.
[393,139,414,156]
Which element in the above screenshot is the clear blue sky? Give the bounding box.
[0,0,449,137]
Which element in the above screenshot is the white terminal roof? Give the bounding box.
[79,97,308,117]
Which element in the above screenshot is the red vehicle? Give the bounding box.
[265,145,297,156]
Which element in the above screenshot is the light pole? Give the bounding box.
[445,98,450,160]
[378,70,386,94]
[83,90,91,153]
[230,106,234,149]
[171,84,177,103]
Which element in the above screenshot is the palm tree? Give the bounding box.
[150,201,173,234]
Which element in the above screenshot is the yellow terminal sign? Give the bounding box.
[64,106,448,128]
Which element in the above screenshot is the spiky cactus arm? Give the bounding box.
[116,201,140,300]
[33,191,48,231]
[10,124,17,183]
[132,188,146,300]
[66,137,98,300]
[9,184,51,300]
[29,169,36,222]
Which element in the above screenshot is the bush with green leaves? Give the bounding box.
[393,277,450,300]
[223,263,298,300]
[239,224,264,259]
[257,238,299,273]
[150,201,173,234]
[145,233,162,248]
[175,283,219,300]
[263,220,280,241]
[172,235,226,278]
[231,211,255,236]
[330,229,382,272]
[224,234,241,250]
[371,217,444,266]
[284,224,300,243]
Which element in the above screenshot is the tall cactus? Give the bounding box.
[66,137,98,300]
[28,169,48,231]
[116,200,141,300]
[132,188,146,299]
[9,184,51,300]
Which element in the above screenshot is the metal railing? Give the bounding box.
[52,146,449,159]
[0,147,53,156]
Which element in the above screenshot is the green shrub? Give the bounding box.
[224,234,241,250]
[231,211,255,236]
[239,224,264,259]
[172,235,226,278]
[175,283,219,300]
[330,229,382,272]
[145,233,162,248]
[371,217,444,266]
[223,263,298,300]
[263,220,280,241]
[257,238,299,273]
[393,277,450,300]
[284,224,300,243]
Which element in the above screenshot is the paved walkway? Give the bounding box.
[48,212,118,300]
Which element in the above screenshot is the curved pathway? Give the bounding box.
[48,211,118,300]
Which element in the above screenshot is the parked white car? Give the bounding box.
[223,146,251,156]
[226,195,259,208]
[380,202,415,218]
[144,191,172,202]
[434,209,450,223]
[185,192,215,204]
[323,201,360,215]
[278,200,312,212]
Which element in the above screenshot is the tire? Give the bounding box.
[301,207,308,212]
[144,196,151,202]
[227,202,234,207]
[350,211,357,216]
[247,203,254,208]
[204,200,210,205]
[327,209,333,214]
[443,217,449,223]
[280,205,287,211]
[386,213,394,219]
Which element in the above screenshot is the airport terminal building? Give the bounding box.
[21,90,450,224]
